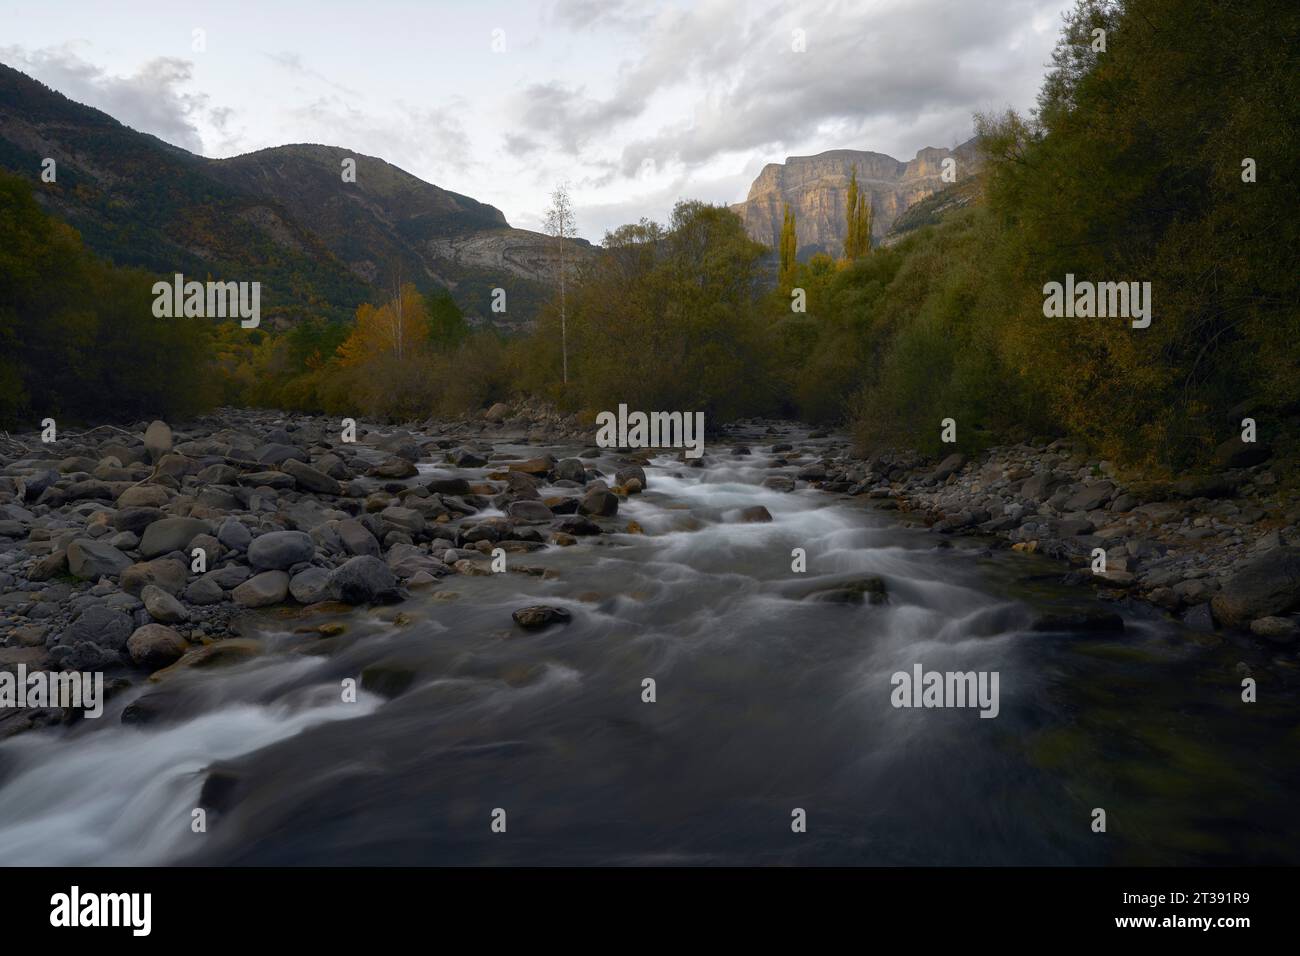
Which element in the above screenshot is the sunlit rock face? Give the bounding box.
[730,139,981,258]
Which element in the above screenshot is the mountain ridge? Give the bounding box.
[0,63,588,330]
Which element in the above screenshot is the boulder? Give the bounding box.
[1020,472,1060,501]
[1211,547,1300,628]
[115,485,171,509]
[61,604,133,651]
[232,570,291,607]
[139,517,210,559]
[337,518,382,557]
[247,530,315,571]
[113,506,163,535]
[578,489,619,517]
[282,458,342,495]
[154,453,196,479]
[66,539,132,579]
[932,453,966,482]
[329,555,400,605]
[386,544,452,580]
[370,458,418,479]
[256,443,310,466]
[1062,482,1114,512]
[289,567,332,604]
[427,476,471,496]
[510,455,556,477]
[149,639,262,681]
[553,515,601,536]
[1249,616,1297,643]
[511,605,573,630]
[507,500,555,522]
[216,516,253,551]
[196,463,239,485]
[555,458,588,483]
[615,465,647,488]
[141,584,189,624]
[127,624,189,669]
[183,576,226,605]
[380,506,425,535]
[120,558,189,596]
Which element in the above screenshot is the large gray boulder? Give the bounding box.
[282,458,342,495]
[336,518,381,557]
[217,516,253,551]
[139,517,210,559]
[247,530,315,571]
[289,567,332,604]
[232,570,290,607]
[1062,482,1114,512]
[329,555,399,605]
[61,604,133,651]
[67,539,132,579]
[1212,547,1300,627]
[141,584,189,624]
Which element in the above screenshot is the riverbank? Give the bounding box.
[817,437,1300,643]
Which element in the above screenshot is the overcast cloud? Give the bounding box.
[0,0,1069,240]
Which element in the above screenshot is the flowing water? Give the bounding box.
[1,425,1297,866]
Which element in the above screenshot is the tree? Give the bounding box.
[426,289,469,351]
[843,168,873,259]
[544,183,576,383]
[778,203,798,290]
[335,282,428,366]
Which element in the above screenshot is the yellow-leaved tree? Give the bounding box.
[336,282,428,366]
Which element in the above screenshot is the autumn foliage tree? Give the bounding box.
[335,282,429,366]
[843,168,872,260]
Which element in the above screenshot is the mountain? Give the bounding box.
[879,174,984,246]
[730,140,982,259]
[0,63,588,330]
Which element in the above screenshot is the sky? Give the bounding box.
[0,0,1072,241]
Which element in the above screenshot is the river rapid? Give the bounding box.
[1,423,1295,866]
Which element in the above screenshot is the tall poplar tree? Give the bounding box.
[544,183,576,384]
[843,169,873,259]
[778,203,797,290]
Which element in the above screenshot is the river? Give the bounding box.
[1,423,1295,865]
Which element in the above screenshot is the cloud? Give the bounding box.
[514,0,1061,175]
[503,133,542,156]
[264,50,359,97]
[549,0,655,31]
[510,81,643,154]
[0,44,217,154]
[288,94,472,178]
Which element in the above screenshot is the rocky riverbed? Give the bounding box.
[851,440,1300,643]
[1,406,1296,742]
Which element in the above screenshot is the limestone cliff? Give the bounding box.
[730,139,981,258]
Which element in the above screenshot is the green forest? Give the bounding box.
[3,0,1296,473]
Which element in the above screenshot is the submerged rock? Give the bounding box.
[512,605,573,630]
